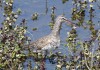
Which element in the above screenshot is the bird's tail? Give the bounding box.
[22,43,33,50]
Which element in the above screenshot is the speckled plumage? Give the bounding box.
[27,15,72,50]
[29,34,60,50]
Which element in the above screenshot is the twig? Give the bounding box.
[84,56,91,70]
[7,61,13,70]
[91,42,95,69]
[26,30,34,39]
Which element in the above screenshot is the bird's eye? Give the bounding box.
[62,18,65,20]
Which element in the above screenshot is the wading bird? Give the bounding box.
[26,15,76,51]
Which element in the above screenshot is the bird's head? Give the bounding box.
[56,15,71,23]
[56,15,69,23]
[56,15,76,28]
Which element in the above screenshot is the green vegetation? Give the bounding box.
[0,0,100,70]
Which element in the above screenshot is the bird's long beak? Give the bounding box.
[63,18,73,25]
[63,18,77,29]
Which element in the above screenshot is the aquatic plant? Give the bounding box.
[0,0,100,70]
[0,1,27,70]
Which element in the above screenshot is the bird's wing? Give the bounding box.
[29,35,52,49]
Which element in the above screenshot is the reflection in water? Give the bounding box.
[45,0,48,14]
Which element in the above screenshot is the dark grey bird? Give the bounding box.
[27,15,75,51]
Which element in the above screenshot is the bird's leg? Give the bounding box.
[42,50,48,58]
[52,46,58,52]
[40,59,45,70]
[55,46,58,49]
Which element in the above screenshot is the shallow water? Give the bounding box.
[0,0,100,70]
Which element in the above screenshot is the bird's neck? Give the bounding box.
[51,20,62,36]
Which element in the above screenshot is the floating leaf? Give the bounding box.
[17,8,22,15]
[32,13,38,21]
[32,28,37,31]
[62,0,68,4]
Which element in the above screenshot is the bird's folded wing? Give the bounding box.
[29,35,52,50]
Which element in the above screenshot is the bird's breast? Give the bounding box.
[41,37,60,50]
